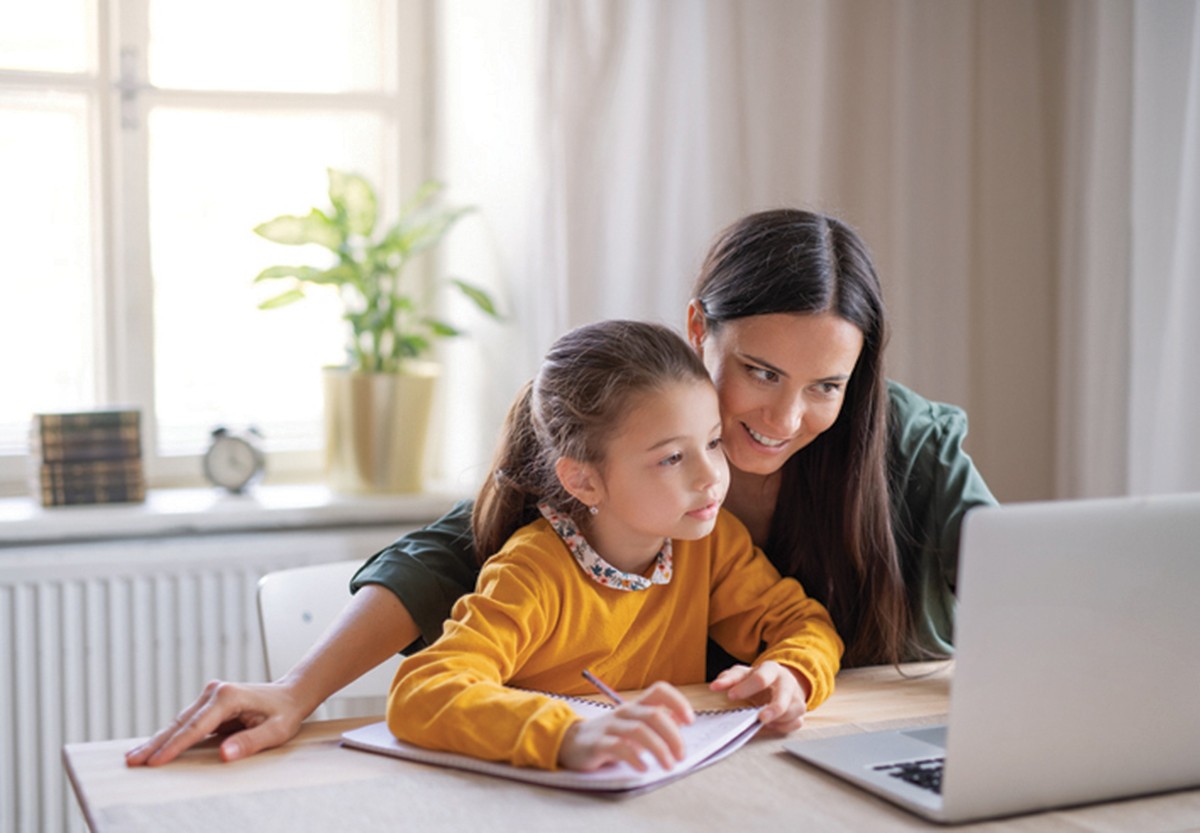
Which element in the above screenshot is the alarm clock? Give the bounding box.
[203,426,265,493]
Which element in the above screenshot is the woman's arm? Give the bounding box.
[127,499,482,766]
[126,585,417,766]
[351,499,480,649]
[885,381,997,656]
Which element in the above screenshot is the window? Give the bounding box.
[0,0,428,494]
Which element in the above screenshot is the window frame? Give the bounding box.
[0,0,432,496]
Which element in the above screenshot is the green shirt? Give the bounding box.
[884,380,997,658]
[351,380,996,661]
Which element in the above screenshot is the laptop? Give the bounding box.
[784,492,1200,824]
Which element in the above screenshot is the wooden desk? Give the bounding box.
[64,662,1200,832]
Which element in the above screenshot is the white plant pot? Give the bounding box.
[322,363,440,494]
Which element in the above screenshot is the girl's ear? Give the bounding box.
[555,457,603,506]
[685,300,708,352]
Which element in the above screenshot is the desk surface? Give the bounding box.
[64,662,1200,832]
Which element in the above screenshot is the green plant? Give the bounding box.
[253,169,499,373]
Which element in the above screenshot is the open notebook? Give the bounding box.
[341,695,763,794]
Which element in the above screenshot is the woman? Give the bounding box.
[127,208,994,767]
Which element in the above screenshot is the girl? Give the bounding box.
[386,320,842,771]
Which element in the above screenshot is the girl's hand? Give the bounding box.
[557,681,695,772]
[709,660,810,733]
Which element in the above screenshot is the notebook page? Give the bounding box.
[341,697,763,793]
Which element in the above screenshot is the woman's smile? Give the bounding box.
[744,423,790,448]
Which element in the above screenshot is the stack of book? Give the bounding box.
[31,409,146,507]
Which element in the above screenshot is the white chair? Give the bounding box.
[257,559,403,719]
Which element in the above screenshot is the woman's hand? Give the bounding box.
[708,660,810,733]
[126,584,420,767]
[125,680,309,766]
[557,681,696,772]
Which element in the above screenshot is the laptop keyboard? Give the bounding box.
[873,757,945,794]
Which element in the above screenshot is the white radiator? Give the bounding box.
[0,523,414,833]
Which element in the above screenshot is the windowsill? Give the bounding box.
[0,483,465,546]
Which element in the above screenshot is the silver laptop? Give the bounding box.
[784,492,1200,823]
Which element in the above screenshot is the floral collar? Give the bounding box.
[538,503,673,591]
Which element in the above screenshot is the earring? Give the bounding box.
[588,505,599,516]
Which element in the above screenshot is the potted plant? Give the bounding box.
[253,168,498,493]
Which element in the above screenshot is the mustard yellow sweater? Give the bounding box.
[386,509,843,769]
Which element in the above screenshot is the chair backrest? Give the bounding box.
[256,559,401,713]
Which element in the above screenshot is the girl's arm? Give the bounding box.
[126,585,418,766]
[387,545,693,771]
[705,513,843,725]
[386,558,580,768]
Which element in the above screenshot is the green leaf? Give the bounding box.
[257,288,306,309]
[254,209,341,249]
[307,263,359,286]
[399,180,445,218]
[253,265,327,283]
[395,334,430,358]
[382,206,473,259]
[449,278,500,317]
[425,319,460,337]
[327,169,377,238]
[344,310,371,336]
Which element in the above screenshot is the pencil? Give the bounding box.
[581,668,625,705]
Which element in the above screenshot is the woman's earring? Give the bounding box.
[588,505,599,516]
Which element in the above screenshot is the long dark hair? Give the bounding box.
[472,320,711,562]
[693,208,911,666]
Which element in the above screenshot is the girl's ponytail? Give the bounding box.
[472,382,542,562]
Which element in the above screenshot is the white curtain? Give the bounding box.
[1055,0,1133,498]
[430,0,1200,502]
[1128,2,1200,495]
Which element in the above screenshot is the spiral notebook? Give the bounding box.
[341,696,763,794]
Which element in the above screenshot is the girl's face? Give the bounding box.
[687,306,865,477]
[577,379,729,565]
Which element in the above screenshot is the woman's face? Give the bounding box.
[687,304,865,477]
